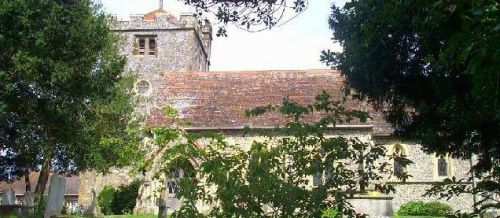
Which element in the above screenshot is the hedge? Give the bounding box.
[398,201,452,216]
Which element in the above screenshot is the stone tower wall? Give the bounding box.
[78,11,212,209]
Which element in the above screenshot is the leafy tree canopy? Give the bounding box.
[322,0,499,213]
[181,0,308,36]
[0,0,140,189]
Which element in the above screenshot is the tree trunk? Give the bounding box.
[24,171,31,192]
[34,153,52,203]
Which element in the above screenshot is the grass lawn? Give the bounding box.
[0,215,158,218]
[393,214,445,218]
[69,215,156,218]
[394,217,444,218]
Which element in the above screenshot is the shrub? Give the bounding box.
[97,180,141,215]
[322,208,339,218]
[398,201,452,216]
[111,180,141,214]
[98,185,116,215]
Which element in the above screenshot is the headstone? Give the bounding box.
[85,188,103,217]
[23,191,35,214]
[44,174,66,218]
[1,188,16,205]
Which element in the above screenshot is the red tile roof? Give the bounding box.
[147,70,392,133]
[143,9,176,21]
[0,172,79,195]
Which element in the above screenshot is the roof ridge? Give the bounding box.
[161,69,339,75]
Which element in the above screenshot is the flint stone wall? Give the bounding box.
[78,168,137,208]
[78,128,474,214]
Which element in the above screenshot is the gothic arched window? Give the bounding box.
[393,144,406,177]
[437,157,449,177]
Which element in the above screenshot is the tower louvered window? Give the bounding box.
[133,35,157,56]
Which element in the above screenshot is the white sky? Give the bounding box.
[99,0,346,71]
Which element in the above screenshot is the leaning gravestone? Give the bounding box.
[44,174,66,218]
[1,188,16,205]
[85,188,103,218]
[23,191,35,214]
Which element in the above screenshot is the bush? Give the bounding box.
[98,185,116,215]
[398,201,452,216]
[322,208,339,218]
[112,180,141,214]
[97,180,141,215]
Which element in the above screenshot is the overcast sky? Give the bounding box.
[99,0,346,71]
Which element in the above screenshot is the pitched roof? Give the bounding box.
[146,69,393,134]
[143,9,176,21]
[0,172,79,195]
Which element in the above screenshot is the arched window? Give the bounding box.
[437,157,448,176]
[393,144,406,177]
[435,155,452,177]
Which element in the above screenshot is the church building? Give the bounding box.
[77,4,474,215]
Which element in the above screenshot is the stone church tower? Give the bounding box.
[78,5,212,213]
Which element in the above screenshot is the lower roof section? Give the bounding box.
[146,69,392,134]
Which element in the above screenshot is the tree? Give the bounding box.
[0,0,140,202]
[180,0,308,36]
[322,0,499,214]
[147,93,408,217]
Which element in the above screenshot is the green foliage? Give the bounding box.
[323,0,499,213]
[98,185,116,215]
[321,208,339,218]
[96,181,141,215]
[112,180,141,215]
[0,0,140,189]
[180,0,308,36]
[398,201,452,216]
[97,180,141,215]
[150,92,408,217]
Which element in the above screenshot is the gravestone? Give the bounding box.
[1,188,16,205]
[348,196,393,218]
[44,174,66,218]
[85,188,103,217]
[23,191,35,214]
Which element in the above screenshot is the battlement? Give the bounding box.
[112,12,207,32]
[112,7,212,74]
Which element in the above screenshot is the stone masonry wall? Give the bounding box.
[374,138,473,212]
[79,128,474,213]
[78,12,211,209]
[78,168,138,207]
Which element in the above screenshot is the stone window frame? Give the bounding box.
[133,35,158,56]
[432,154,454,180]
[135,80,152,96]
